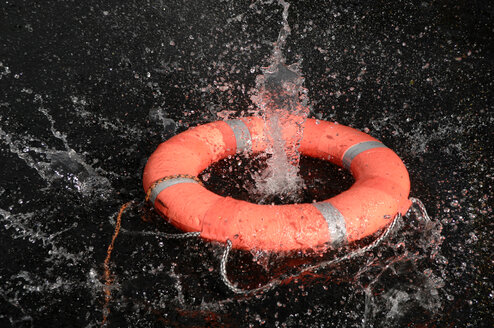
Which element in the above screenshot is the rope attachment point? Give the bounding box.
[145,174,203,204]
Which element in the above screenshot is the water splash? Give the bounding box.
[357,204,445,327]
[213,199,446,326]
[251,0,310,203]
[1,0,486,326]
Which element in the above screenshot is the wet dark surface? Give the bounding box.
[1,0,493,327]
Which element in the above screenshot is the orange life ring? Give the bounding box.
[143,117,411,252]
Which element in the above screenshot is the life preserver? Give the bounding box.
[143,117,411,252]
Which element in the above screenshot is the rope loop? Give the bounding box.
[409,197,431,222]
[220,210,405,294]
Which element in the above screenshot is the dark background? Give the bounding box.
[1,0,492,327]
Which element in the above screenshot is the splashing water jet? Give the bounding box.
[251,0,310,203]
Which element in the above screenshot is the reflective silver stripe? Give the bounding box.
[149,178,199,205]
[225,119,252,152]
[342,141,387,170]
[313,202,347,245]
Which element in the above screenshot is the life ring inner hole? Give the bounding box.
[199,154,355,205]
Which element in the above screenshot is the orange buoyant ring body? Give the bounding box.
[142,117,411,252]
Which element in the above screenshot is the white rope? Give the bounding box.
[409,197,431,222]
[220,197,432,294]
[221,212,404,294]
[220,240,246,294]
[119,200,201,239]
[120,228,200,239]
[133,197,430,295]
